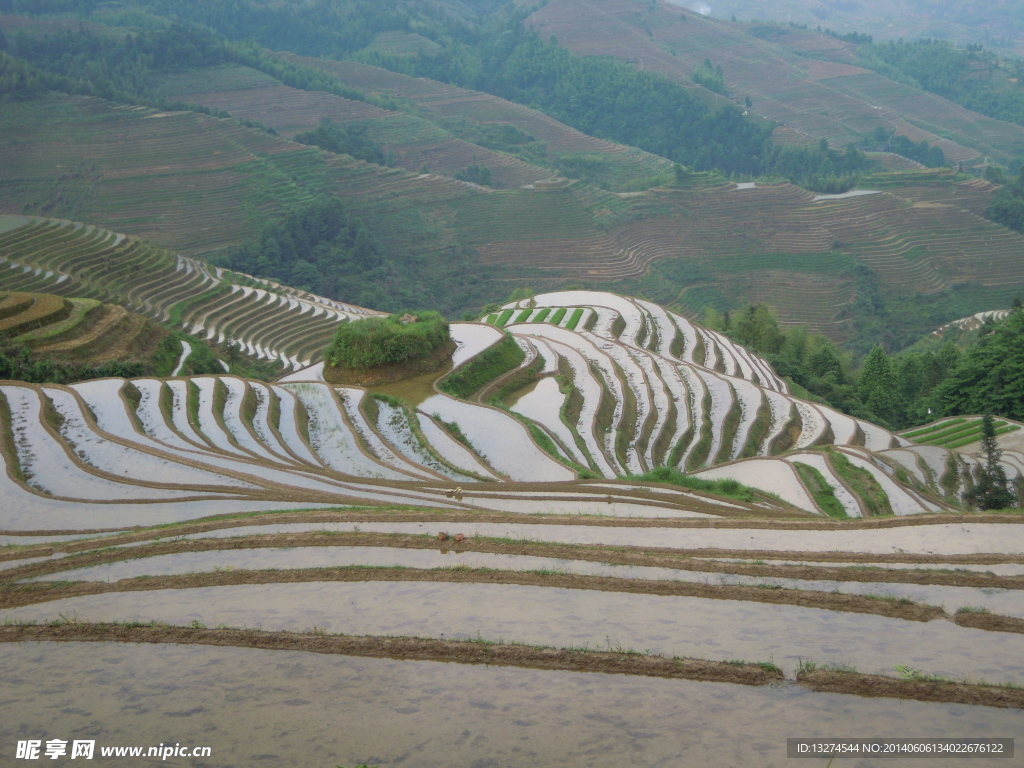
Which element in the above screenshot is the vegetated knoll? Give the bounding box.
[323,311,455,386]
[527,0,1024,166]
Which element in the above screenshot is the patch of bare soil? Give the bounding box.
[954,611,1024,635]
[0,624,783,686]
[0,565,947,622]
[798,670,1024,710]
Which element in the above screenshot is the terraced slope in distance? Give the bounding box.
[276,55,677,189]
[526,0,1024,165]
[0,217,382,370]
[478,178,1024,338]
[0,92,498,270]
[3,90,1020,341]
[152,65,556,190]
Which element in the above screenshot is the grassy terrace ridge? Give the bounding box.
[0,624,782,688]
[902,417,1022,448]
[625,467,756,503]
[793,462,849,520]
[438,334,525,399]
[0,290,185,382]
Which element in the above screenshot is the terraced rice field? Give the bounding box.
[526,0,1024,165]
[0,290,165,364]
[0,95,325,254]
[3,508,1023,766]
[1,290,1007,529]
[3,289,1022,763]
[463,179,1024,337]
[0,217,380,369]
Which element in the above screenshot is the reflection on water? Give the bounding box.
[0,642,1019,768]
[25,546,1024,617]
[179,520,1024,555]
[4,582,1024,683]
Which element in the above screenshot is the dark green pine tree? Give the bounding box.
[858,346,902,428]
[964,414,1016,510]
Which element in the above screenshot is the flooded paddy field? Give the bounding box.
[1,641,1020,768]
[21,544,1024,618]
[5,581,1024,683]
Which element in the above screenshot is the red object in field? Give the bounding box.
[454,533,466,542]
[438,532,449,541]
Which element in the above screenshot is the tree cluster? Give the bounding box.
[0,345,145,384]
[213,197,386,309]
[986,166,1024,233]
[703,302,1014,431]
[294,119,387,166]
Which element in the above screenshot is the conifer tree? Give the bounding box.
[964,414,1016,510]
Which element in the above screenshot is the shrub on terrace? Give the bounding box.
[325,311,450,370]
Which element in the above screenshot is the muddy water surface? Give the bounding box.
[2,642,1020,767]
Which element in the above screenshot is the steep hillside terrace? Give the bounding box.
[0,218,381,370]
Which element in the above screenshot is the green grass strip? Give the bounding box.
[911,419,988,445]
[550,307,567,325]
[531,308,551,323]
[496,309,514,327]
[437,335,525,399]
[917,419,1010,446]
[625,466,754,502]
[943,425,1020,449]
[793,462,848,519]
[827,449,893,517]
[904,418,967,438]
[513,309,533,324]
[565,308,584,330]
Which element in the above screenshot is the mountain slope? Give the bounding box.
[527,0,1024,165]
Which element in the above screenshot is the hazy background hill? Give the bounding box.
[680,0,1024,56]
